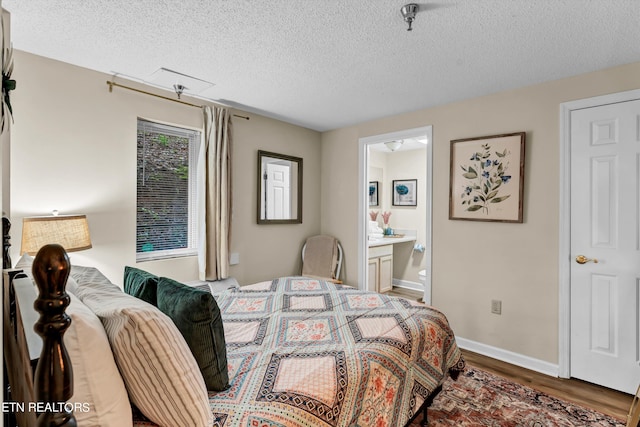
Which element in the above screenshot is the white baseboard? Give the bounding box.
[392,279,422,291]
[455,336,559,378]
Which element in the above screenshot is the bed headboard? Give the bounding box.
[3,269,37,427]
[3,216,77,427]
[3,216,12,269]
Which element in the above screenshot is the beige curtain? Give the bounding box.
[198,105,232,281]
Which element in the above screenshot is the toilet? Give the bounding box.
[418,269,431,305]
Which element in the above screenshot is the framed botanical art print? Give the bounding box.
[449,132,525,222]
[392,179,417,206]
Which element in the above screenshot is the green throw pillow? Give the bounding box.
[123,266,158,306]
[156,277,229,391]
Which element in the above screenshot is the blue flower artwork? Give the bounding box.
[368,181,379,206]
[395,184,409,195]
[392,179,417,206]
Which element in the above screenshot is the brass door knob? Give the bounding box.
[575,255,598,264]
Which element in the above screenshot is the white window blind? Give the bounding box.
[136,119,200,261]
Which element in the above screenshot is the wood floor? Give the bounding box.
[385,286,633,421]
[385,286,423,300]
[462,349,633,422]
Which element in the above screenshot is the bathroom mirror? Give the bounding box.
[257,150,303,224]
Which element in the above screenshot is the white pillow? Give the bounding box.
[14,252,34,274]
[14,252,34,266]
[66,292,133,426]
[78,283,213,427]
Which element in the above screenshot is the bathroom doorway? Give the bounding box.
[358,126,433,303]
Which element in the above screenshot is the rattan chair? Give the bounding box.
[301,235,343,283]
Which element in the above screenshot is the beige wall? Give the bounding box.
[321,61,640,364]
[232,112,322,284]
[9,51,321,286]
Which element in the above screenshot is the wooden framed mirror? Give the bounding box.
[257,150,303,224]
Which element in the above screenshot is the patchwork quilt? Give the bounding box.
[134,276,465,427]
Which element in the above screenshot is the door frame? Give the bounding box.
[558,88,640,378]
[358,125,433,298]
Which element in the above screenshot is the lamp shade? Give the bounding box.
[21,215,92,255]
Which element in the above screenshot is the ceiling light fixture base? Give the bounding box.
[401,3,419,31]
[173,84,187,99]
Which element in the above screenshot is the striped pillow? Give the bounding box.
[77,277,213,427]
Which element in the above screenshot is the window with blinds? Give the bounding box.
[136,119,200,261]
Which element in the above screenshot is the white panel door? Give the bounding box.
[570,99,640,393]
[265,163,291,220]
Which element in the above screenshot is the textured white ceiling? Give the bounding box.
[3,1,640,131]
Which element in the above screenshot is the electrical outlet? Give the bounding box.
[491,299,502,315]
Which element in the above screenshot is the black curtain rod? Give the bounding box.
[106,81,250,121]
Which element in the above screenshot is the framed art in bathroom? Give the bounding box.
[392,179,417,206]
[369,181,379,206]
[449,132,525,223]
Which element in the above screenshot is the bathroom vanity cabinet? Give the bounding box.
[367,231,418,294]
[368,244,393,293]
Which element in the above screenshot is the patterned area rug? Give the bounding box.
[410,367,625,426]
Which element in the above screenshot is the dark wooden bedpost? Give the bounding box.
[32,244,77,427]
[3,216,11,269]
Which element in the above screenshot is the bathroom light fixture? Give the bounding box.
[385,140,404,152]
[401,3,419,31]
